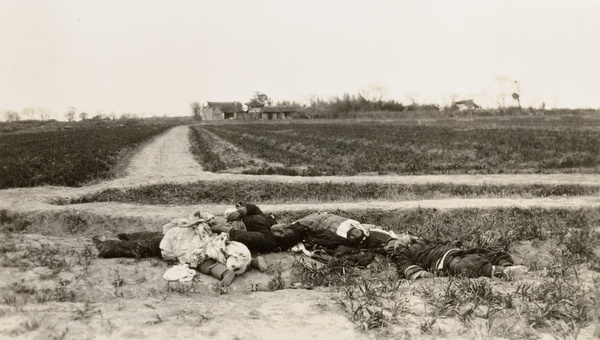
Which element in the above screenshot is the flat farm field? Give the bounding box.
[191,115,600,176]
[0,122,176,189]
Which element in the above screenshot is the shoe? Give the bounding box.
[504,265,528,278]
[220,270,236,287]
[251,256,269,272]
[91,236,103,251]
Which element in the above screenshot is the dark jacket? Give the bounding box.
[390,238,514,279]
[228,203,279,253]
[289,213,365,248]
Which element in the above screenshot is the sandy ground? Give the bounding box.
[1,125,599,340]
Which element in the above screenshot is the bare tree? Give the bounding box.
[359,84,389,102]
[496,76,512,108]
[79,111,88,120]
[38,107,50,121]
[65,107,76,122]
[22,107,35,120]
[190,101,202,121]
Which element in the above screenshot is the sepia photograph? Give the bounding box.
[1,1,599,339]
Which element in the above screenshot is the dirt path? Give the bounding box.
[0,125,598,219]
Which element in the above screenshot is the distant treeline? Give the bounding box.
[277,93,598,119]
[0,116,194,134]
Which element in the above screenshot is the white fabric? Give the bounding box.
[160,221,219,267]
[436,249,461,270]
[160,220,251,276]
[368,227,397,239]
[336,219,370,238]
[163,264,197,282]
[291,243,313,257]
[225,241,251,275]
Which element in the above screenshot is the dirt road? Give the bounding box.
[0,125,598,220]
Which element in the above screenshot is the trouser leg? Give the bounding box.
[95,239,154,258]
[113,232,164,258]
[471,248,514,267]
[447,254,494,278]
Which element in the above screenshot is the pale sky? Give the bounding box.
[1,0,599,119]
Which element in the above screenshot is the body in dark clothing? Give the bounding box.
[271,212,521,279]
[211,203,279,253]
[94,203,279,258]
[390,238,514,279]
[93,231,163,258]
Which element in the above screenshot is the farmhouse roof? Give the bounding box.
[206,102,244,113]
[262,105,301,113]
[453,100,481,109]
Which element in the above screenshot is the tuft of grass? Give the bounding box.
[73,302,100,321]
[267,269,285,291]
[562,228,600,264]
[21,318,40,332]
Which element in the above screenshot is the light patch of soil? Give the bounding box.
[1,125,599,339]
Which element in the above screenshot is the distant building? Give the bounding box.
[452,100,481,111]
[203,102,244,120]
[247,106,264,119]
[202,102,301,120]
[261,105,301,119]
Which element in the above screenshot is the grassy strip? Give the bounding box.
[64,181,600,205]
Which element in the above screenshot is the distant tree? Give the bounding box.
[190,101,202,120]
[38,107,50,121]
[65,107,76,122]
[22,107,35,120]
[246,92,272,107]
[3,110,20,122]
[79,112,88,120]
[119,112,139,120]
[359,84,389,103]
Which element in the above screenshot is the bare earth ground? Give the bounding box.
[1,126,599,340]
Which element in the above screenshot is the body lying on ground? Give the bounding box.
[388,236,527,279]
[92,203,276,286]
[270,212,527,279]
[207,202,280,254]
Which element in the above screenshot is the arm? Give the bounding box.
[228,215,279,253]
[229,228,279,253]
[226,203,268,222]
[238,203,263,216]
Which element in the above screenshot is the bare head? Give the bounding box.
[271,223,295,240]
